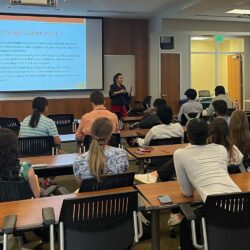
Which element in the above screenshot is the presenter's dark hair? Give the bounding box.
[184,88,197,100]
[90,91,104,105]
[187,119,208,145]
[215,85,225,96]
[157,105,173,125]
[0,128,20,181]
[113,73,123,84]
[29,97,48,128]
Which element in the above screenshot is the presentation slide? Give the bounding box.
[0,15,103,92]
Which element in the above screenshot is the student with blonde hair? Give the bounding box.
[230,110,250,157]
[73,117,128,183]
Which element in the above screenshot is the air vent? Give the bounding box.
[10,0,57,7]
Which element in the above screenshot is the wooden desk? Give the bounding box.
[126,144,188,159]
[136,172,250,250]
[21,153,78,177]
[126,144,188,173]
[122,116,143,123]
[120,129,149,138]
[0,187,135,232]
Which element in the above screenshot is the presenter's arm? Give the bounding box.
[109,84,127,97]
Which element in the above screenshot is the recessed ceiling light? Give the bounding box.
[226,9,250,14]
[191,36,210,41]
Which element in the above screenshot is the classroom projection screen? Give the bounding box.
[0,15,103,92]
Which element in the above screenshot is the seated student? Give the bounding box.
[0,128,41,198]
[135,98,166,129]
[75,91,119,141]
[73,117,128,183]
[178,88,203,123]
[208,118,243,172]
[173,119,241,250]
[207,85,234,116]
[230,110,250,159]
[19,97,61,145]
[212,100,230,125]
[134,105,184,146]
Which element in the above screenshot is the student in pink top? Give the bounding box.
[75,91,119,141]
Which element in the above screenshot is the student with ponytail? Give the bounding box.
[73,117,128,183]
[19,97,61,145]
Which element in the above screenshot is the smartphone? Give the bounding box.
[157,195,172,205]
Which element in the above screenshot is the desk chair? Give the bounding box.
[243,156,250,171]
[181,113,201,126]
[80,133,121,152]
[0,117,20,135]
[129,96,152,115]
[180,192,250,250]
[0,181,67,249]
[43,190,143,250]
[18,136,56,157]
[79,171,135,192]
[48,114,74,134]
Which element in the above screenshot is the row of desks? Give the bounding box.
[0,173,249,250]
[21,144,187,177]
[59,128,150,143]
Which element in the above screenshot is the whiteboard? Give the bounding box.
[104,55,135,96]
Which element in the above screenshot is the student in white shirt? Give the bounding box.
[207,85,234,116]
[135,105,184,146]
[208,117,243,172]
[174,118,240,202]
[178,88,203,123]
[174,118,241,250]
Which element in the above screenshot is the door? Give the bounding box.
[228,55,242,109]
[161,53,180,114]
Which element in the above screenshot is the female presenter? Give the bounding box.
[109,73,132,118]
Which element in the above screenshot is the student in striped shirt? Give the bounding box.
[19,97,61,145]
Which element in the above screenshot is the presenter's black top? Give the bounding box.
[109,83,129,106]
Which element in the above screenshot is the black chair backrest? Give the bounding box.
[18,136,55,157]
[181,112,201,126]
[83,133,121,152]
[204,192,250,250]
[48,114,74,134]
[0,117,20,135]
[0,181,34,202]
[227,108,236,116]
[59,190,138,250]
[243,156,250,171]
[150,137,182,146]
[79,172,135,192]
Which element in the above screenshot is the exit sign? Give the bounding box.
[215,35,224,43]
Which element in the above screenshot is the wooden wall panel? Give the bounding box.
[0,98,111,121]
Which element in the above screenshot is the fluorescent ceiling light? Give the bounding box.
[226,9,250,14]
[191,36,210,41]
